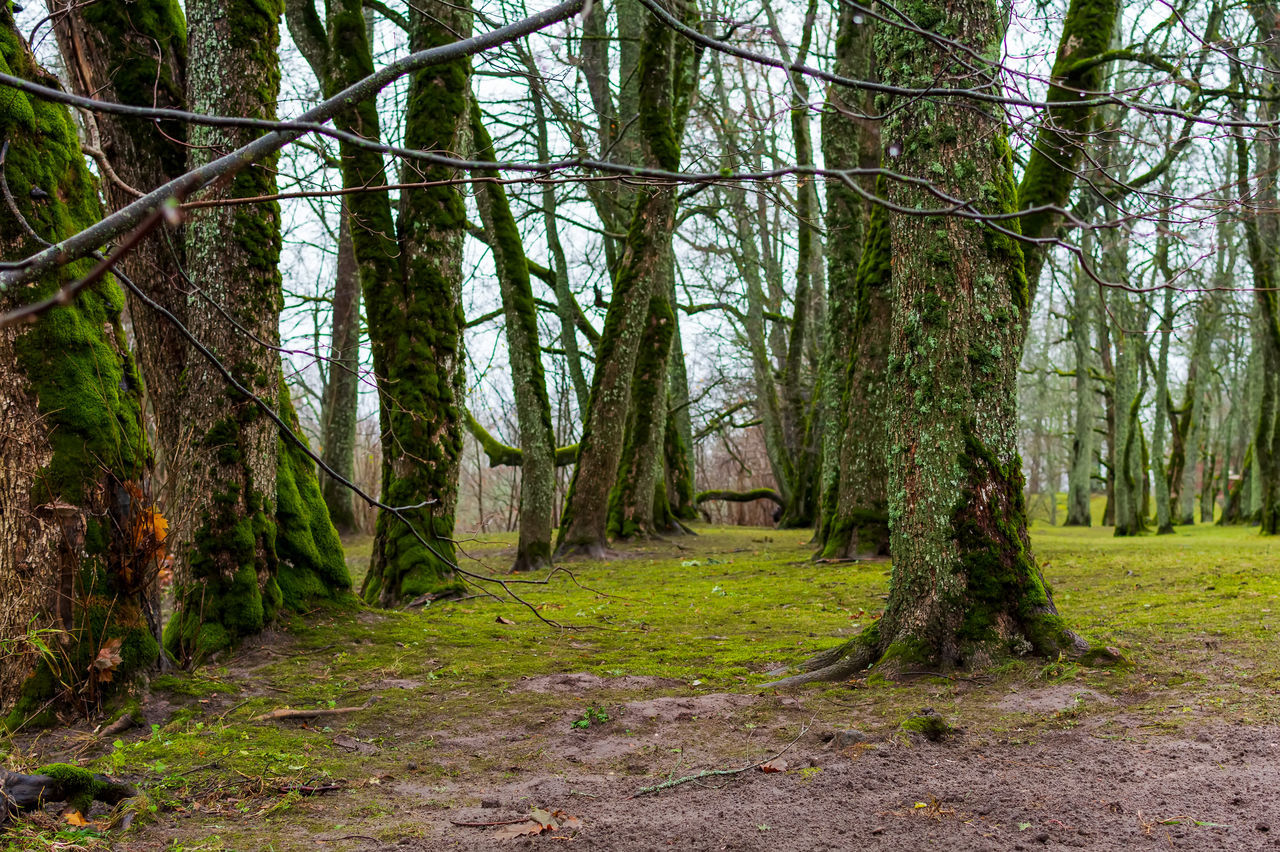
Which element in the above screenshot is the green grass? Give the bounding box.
[3,522,1278,850]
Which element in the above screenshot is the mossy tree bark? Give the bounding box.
[166,0,288,660]
[555,3,685,558]
[1014,0,1120,296]
[816,0,882,554]
[1236,3,1280,534]
[469,104,557,572]
[771,0,1086,684]
[764,0,822,530]
[318,204,361,534]
[287,0,471,601]
[1064,232,1098,526]
[608,0,702,538]
[366,0,472,600]
[1,9,155,724]
[54,0,350,665]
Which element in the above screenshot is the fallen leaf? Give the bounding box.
[759,759,788,773]
[494,820,543,840]
[496,616,516,626]
[63,809,90,826]
[89,637,124,682]
[530,807,557,828]
[914,802,928,809]
[332,734,378,754]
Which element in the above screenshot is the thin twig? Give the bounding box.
[630,723,809,798]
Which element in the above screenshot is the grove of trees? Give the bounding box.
[1,0,1277,721]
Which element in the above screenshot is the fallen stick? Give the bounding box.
[253,697,377,722]
[277,783,343,795]
[451,818,539,827]
[630,723,809,799]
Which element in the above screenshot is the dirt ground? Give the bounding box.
[5,525,1280,850]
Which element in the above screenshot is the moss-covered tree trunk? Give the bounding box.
[555,6,681,558]
[469,104,557,572]
[1015,0,1120,296]
[816,0,881,552]
[363,0,472,600]
[165,0,287,659]
[1064,234,1097,527]
[56,0,349,664]
[318,204,361,534]
[771,0,1085,685]
[609,287,677,539]
[287,0,470,601]
[1,10,156,724]
[820,203,892,558]
[1236,4,1280,534]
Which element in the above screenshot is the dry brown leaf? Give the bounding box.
[89,637,124,682]
[493,820,543,840]
[495,616,517,626]
[63,809,90,827]
[759,759,788,773]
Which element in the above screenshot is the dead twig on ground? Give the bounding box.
[253,697,378,722]
[630,722,809,798]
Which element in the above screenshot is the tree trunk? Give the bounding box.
[318,204,361,534]
[1151,287,1175,534]
[1,10,155,723]
[164,0,292,660]
[816,0,883,556]
[771,0,1085,685]
[362,0,472,601]
[556,7,682,558]
[820,202,892,558]
[469,104,557,572]
[59,0,349,665]
[1065,236,1096,526]
[1015,0,1121,295]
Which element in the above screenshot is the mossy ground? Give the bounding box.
[2,522,1277,850]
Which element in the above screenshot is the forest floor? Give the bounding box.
[3,523,1280,851]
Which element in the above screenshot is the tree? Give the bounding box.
[53,0,350,665]
[771,0,1087,684]
[555,3,687,557]
[1,7,155,723]
[287,0,473,602]
[317,204,362,534]
[469,103,558,571]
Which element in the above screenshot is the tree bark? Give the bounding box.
[816,0,882,554]
[318,204,361,534]
[772,0,1085,685]
[1064,234,1097,526]
[555,5,682,558]
[1,9,155,723]
[469,104,557,572]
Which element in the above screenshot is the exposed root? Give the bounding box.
[761,635,882,689]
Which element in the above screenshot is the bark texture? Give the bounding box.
[470,103,557,572]
[772,0,1085,684]
[1,9,155,725]
[318,204,361,534]
[555,5,683,557]
[287,0,471,602]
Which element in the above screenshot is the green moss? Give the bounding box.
[357,2,470,603]
[898,711,953,741]
[275,386,353,609]
[34,764,108,814]
[2,9,156,720]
